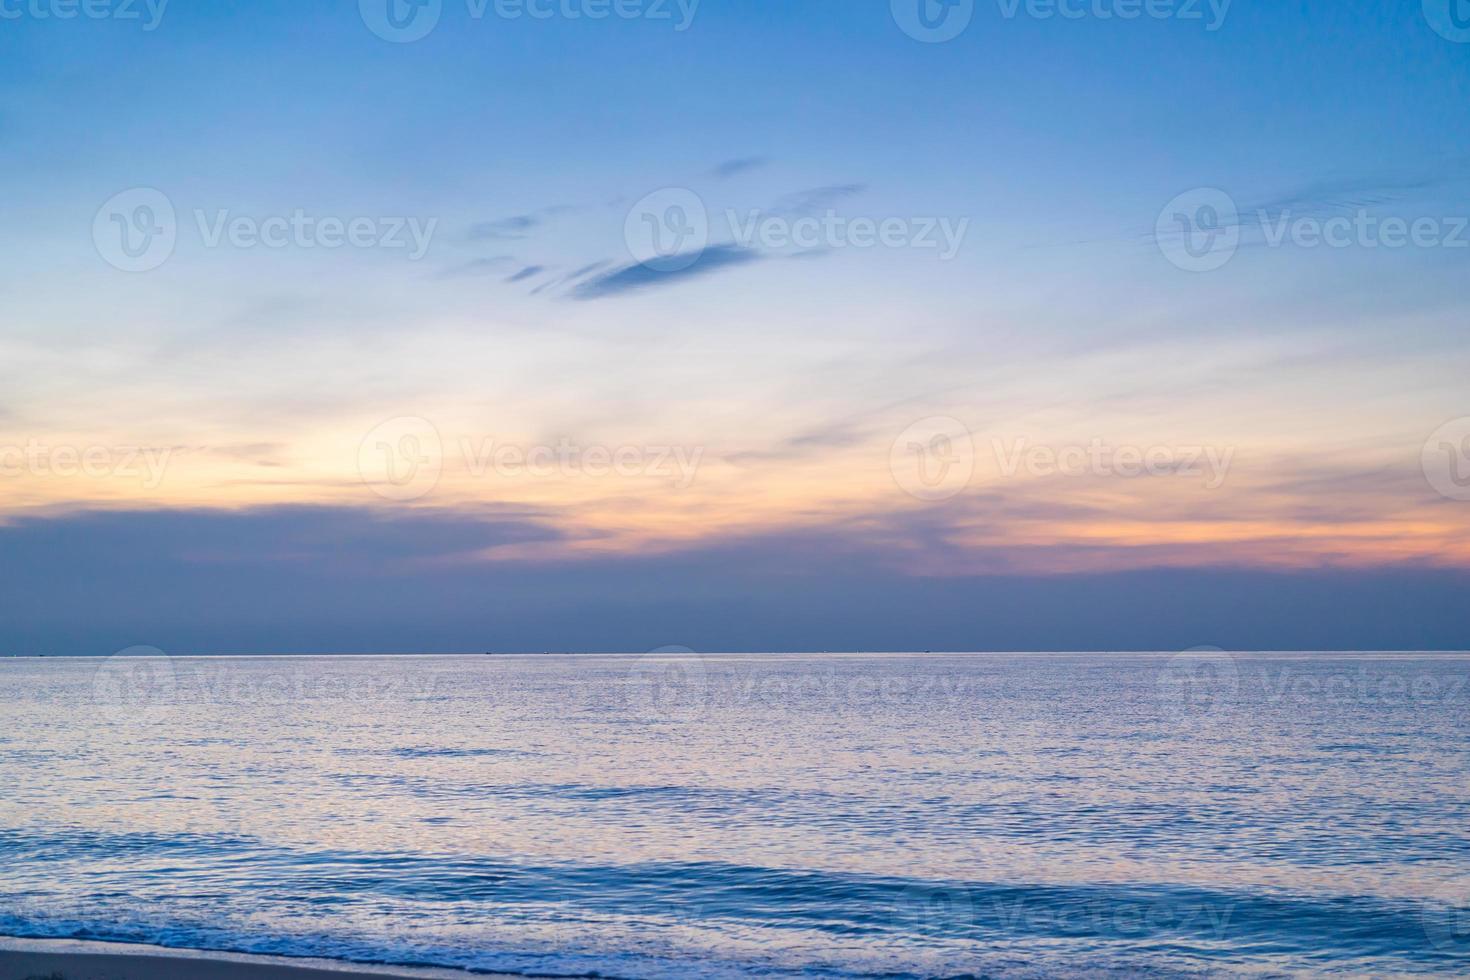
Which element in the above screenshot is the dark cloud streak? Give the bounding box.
[570,245,761,300]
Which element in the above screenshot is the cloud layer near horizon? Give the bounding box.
[2,505,1467,655]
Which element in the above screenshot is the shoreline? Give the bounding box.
[0,937,524,980]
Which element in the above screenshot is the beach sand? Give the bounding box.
[0,938,519,980]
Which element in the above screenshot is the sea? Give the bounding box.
[1,652,1468,978]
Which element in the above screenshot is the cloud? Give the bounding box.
[725,420,876,466]
[467,205,578,242]
[505,264,546,283]
[1,505,1467,654]
[468,215,538,241]
[190,443,291,468]
[707,156,770,179]
[1148,163,1470,251]
[569,244,761,300]
[769,183,868,218]
[528,260,609,295]
[440,256,515,277]
[1241,168,1467,222]
[566,260,610,281]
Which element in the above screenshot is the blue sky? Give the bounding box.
[1,1,1468,652]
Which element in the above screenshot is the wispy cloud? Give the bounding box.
[440,256,515,277]
[506,264,546,283]
[708,156,770,179]
[467,204,578,241]
[725,420,875,466]
[769,183,868,218]
[1146,163,1470,251]
[566,260,609,281]
[468,215,538,241]
[1242,167,1468,222]
[529,261,609,296]
[570,244,761,300]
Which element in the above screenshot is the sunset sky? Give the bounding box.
[2,1,1468,653]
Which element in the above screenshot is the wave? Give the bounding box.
[3,827,1465,977]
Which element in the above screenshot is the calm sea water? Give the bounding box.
[1,652,1468,978]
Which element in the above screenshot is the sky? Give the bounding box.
[1,0,1468,653]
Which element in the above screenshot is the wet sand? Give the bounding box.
[0,938,517,980]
